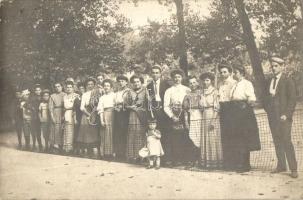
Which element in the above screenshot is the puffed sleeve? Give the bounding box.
[213,89,220,112]
[97,96,104,114]
[182,94,190,111]
[48,95,54,115]
[154,130,161,139]
[80,93,87,112]
[245,81,256,102]
[164,88,173,118]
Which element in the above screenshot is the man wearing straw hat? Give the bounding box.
[264,57,298,178]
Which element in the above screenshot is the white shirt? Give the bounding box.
[80,91,92,112]
[153,79,161,101]
[97,92,115,113]
[218,76,237,102]
[164,84,190,118]
[115,88,130,104]
[269,73,282,96]
[230,79,256,102]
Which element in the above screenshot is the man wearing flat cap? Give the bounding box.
[146,65,171,164]
[264,57,298,178]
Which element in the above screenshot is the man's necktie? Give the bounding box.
[272,76,277,90]
[154,82,158,96]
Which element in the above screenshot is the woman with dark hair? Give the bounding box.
[114,75,130,160]
[125,75,148,163]
[183,76,203,166]
[63,81,79,154]
[229,66,260,172]
[199,72,223,169]
[163,69,191,166]
[49,82,66,153]
[97,79,116,159]
[77,77,101,157]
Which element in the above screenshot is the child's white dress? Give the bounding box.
[146,130,164,157]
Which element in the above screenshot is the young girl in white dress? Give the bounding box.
[146,119,164,169]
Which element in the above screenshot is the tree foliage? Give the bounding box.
[246,0,303,61]
[0,0,131,88]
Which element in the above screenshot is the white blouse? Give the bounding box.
[230,79,256,102]
[164,84,190,118]
[115,88,130,104]
[218,76,237,102]
[80,90,92,112]
[97,92,116,113]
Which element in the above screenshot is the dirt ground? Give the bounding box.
[0,132,303,200]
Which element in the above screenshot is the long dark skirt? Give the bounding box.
[114,110,129,158]
[222,101,260,170]
[169,117,198,163]
[220,102,237,170]
[77,115,99,148]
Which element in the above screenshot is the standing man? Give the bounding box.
[217,64,237,170]
[146,65,171,165]
[264,57,298,178]
[30,84,43,151]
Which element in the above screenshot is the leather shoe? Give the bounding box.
[271,168,286,173]
[290,171,298,178]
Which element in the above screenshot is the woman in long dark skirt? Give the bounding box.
[229,66,261,172]
[163,69,194,167]
[114,75,130,160]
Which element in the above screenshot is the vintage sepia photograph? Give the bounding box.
[0,0,303,199]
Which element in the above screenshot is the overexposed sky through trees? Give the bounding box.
[118,0,212,28]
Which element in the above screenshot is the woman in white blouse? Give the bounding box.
[63,81,79,154]
[97,79,116,159]
[229,66,260,172]
[163,69,192,166]
[77,77,101,157]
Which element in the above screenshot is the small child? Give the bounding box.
[20,89,32,150]
[146,119,164,170]
[39,89,51,152]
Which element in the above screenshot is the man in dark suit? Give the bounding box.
[264,57,298,178]
[146,65,171,165]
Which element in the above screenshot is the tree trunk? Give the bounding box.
[174,0,188,76]
[234,0,266,101]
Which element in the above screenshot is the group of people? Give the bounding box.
[12,56,298,178]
